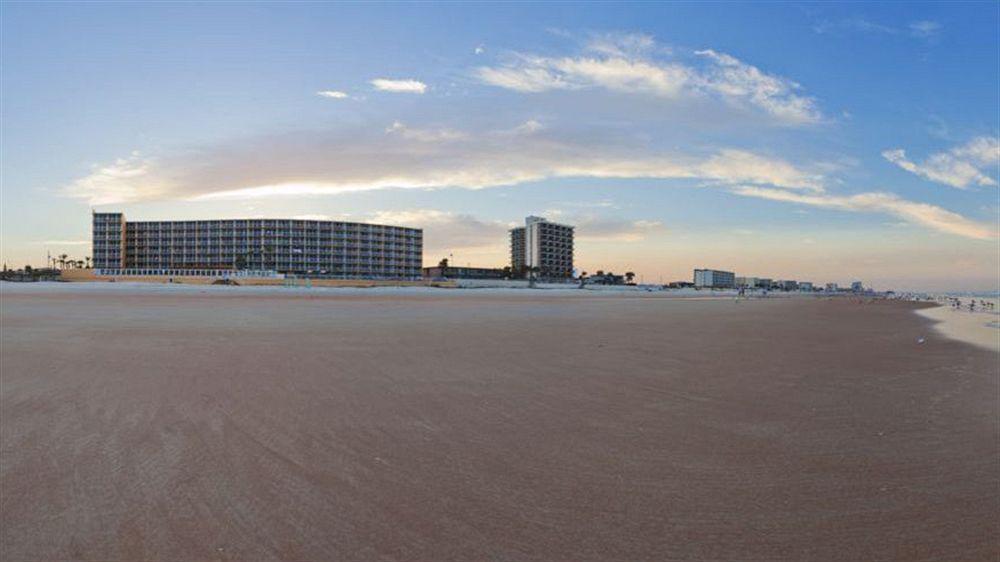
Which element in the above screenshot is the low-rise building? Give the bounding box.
[778,280,799,291]
[694,269,736,289]
[587,272,625,285]
[825,283,839,292]
[422,266,507,280]
[798,281,814,291]
[736,276,772,289]
[851,281,864,292]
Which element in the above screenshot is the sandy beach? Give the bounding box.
[1,284,996,561]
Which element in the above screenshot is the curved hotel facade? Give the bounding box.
[92,212,423,278]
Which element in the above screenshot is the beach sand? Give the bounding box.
[1,284,996,561]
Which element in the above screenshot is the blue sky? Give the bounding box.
[2,2,997,290]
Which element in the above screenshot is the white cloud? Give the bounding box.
[316,90,349,99]
[507,119,545,135]
[370,78,427,94]
[476,35,822,125]
[65,122,825,205]
[813,18,898,36]
[63,153,170,205]
[732,185,996,240]
[697,149,824,191]
[367,209,509,253]
[694,50,821,125]
[882,136,999,189]
[385,121,467,142]
[574,217,666,242]
[64,122,991,242]
[909,20,942,39]
[474,45,485,55]
[584,31,658,58]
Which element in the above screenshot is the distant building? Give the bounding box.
[778,280,799,291]
[736,276,771,289]
[422,266,507,280]
[510,216,574,279]
[798,281,814,291]
[92,212,422,278]
[694,269,736,289]
[851,281,864,292]
[587,272,625,285]
[510,227,526,274]
[667,281,695,289]
[825,283,839,292]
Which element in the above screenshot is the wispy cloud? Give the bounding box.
[367,209,510,253]
[63,152,171,204]
[64,122,825,205]
[732,186,996,240]
[475,34,823,125]
[812,18,943,42]
[370,78,427,94]
[316,90,349,99]
[909,20,943,39]
[882,136,999,189]
[574,217,666,242]
[385,121,467,142]
[63,123,993,241]
[813,18,898,36]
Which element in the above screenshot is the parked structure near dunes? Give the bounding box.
[92,212,422,278]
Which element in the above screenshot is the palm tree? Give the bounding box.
[578,271,588,288]
[625,271,636,284]
[527,265,540,288]
[84,256,92,269]
[57,254,68,269]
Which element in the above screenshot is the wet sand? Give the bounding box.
[915,299,999,352]
[1,285,997,561]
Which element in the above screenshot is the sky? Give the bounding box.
[1,2,998,291]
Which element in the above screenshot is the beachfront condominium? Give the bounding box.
[694,269,736,289]
[92,212,423,278]
[509,216,574,279]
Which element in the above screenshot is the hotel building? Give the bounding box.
[509,216,574,279]
[693,269,736,289]
[92,212,423,278]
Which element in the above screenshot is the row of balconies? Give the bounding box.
[125,239,421,246]
[127,225,420,235]
[126,236,422,246]
[129,255,422,265]
[126,233,420,239]
[126,249,419,257]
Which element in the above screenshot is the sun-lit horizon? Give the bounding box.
[2,3,998,292]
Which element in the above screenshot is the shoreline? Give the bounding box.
[914,300,999,352]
